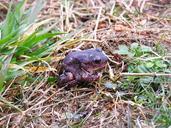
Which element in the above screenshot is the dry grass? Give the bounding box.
[0,0,171,127]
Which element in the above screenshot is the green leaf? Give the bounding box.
[146,62,154,68]
[14,0,26,20]
[140,77,153,84]
[0,0,64,84]
[47,76,57,84]
[0,53,14,92]
[16,32,62,55]
[155,61,167,68]
[141,45,152,52]
[0,30,19,46]
[131,43,139,49]
[28,41,53,57]
[116,45,130,55]
[138,65,151,73]
[104,81,117,89]
[1,11,15,37]
[1,0,26,38]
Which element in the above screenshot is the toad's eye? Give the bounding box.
[94,58,101,64]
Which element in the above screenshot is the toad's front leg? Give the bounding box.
[59,72,77,86]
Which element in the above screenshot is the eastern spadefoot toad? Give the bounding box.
[59,48,108,87]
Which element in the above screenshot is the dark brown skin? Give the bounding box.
[59,48,108,87]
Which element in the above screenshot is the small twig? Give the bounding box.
[31,92,93,111]
[127,102,131,128]
[0,96,23,112]
[140,0,146,13]
[6,114,11,128]
[26,74,47,101]
[2,78,16,96]
[0,2,8,10]
[110,1,116,15]
[80,38,102,43]
[137,56,171,61]
[93,7,102,39]
[121,72,171,77]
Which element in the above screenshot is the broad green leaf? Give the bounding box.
[146,62,154,68]
[141,45,152,52]
[116,45,130,55]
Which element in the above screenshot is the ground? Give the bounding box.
[0,0,171,128]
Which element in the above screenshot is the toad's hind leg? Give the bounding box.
[58,72,74,85]
[81,72,101,82]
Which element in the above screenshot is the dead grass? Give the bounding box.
[0,0,171,127]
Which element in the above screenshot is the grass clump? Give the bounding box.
[115,43,171,127]
[0,0,63,92]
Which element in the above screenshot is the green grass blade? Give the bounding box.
[1,0,26,38]
[0,30,19,46]
[27,0,46,24]
[0,52,14,92]
[16,32,63,56]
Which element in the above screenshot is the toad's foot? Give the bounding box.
[59,72,75,85]
[81,72,101,82]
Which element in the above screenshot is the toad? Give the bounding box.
[58,48,108,87]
